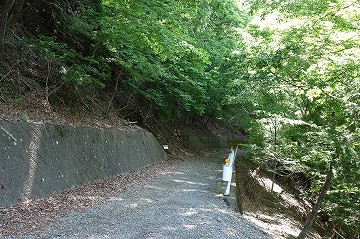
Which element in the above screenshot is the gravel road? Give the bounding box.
[5,151,272,239]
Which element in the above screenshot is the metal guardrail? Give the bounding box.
[222,147,238,196]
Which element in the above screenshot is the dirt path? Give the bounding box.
[2,150,271,239]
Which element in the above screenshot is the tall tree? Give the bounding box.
[0,0,24,51]
[230,0,360,236]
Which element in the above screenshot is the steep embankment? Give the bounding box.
[235,155,327,239]
[1,0,246,153]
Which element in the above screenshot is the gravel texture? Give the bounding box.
[2,151,272,239]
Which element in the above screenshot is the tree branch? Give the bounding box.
[0,60,21,81]
[0,0,17,51]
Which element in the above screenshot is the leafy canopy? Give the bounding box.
[229,0,360,235]
[98,0,247,117]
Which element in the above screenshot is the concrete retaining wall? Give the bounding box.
[0,120,166,207]
[187,135,248,150]
[187,135,229,150]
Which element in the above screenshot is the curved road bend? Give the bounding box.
[9,151,272,239]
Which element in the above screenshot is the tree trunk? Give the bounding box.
[105,72,120,116]
[271,117,278,193]
[235,164,244,215]
[0,0,16,51]
[297,164,333,239]
[7,0,25,25]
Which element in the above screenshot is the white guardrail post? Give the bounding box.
[222,147,237,196]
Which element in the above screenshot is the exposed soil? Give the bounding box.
[234,154,333,239]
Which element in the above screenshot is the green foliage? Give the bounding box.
[62,3,102,38]
[98,0,247,118]
[3,0,358,235]
[10,0,359,234]
[33,36,77,62]
[32,36,108,88]
[14,0,248,119]
[20,111,29,123]
[229,0,360,235]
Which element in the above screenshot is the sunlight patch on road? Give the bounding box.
[173,179,208,186]
[183,224,196,230]
[179,208,198,216]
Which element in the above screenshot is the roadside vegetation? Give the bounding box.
[0,0,359,238]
